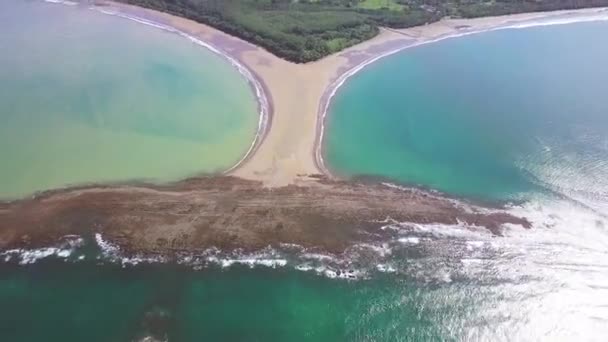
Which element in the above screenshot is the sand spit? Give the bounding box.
[90,2,608,186]
[0,176,530,256]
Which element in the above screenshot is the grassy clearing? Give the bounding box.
[357,0,405,11]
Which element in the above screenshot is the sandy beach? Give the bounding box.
[96,2,608,187]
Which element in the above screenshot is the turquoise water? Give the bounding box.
[2,4,608,341]
[2,215,608,341]
[0,0,258,199]
[325,21,608,204]
[0,262,445,341]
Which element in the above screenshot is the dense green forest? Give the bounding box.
[118,0,608,62]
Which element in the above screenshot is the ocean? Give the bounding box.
[1,2,608,341]
[325,20,608,207]
[0,0,259,199]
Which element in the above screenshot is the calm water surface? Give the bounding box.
[0,0,258,199]
[326,21,608,207]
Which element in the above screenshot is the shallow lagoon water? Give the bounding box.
[325,21,608,206]
[0,0,258,199]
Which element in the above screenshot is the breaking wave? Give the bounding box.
[2,188,607,337]
[4,193,604,284]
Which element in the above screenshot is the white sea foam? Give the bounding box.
[278,243,305,251]
[9,235,366,279]
[137,336,167,342]
[7,195,603,285]
[301,252,337,262]
[94,233,167,266]
[464,196,608,338]
[437,269,453,283]
[376,263,397,273]
[295,264,364,280]
[195,247,367,279]
[1,236,84,265]
[206,256,287,269]
[2,247,65,265]
[325,268,363,280]
[201,246,288,269]
[192,246,370,279]
[460,258,484,265]
[398,237,420,245]
[505,196,608,252]
[294,264,314,272]
[466,240,486,250]
[44,0,77,5]
[385,221,489,240]
[94,233,119,257]
[353,243,392,257]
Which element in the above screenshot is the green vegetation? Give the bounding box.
[357,0,404,11]
[118,0,608,62]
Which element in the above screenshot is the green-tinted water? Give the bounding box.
[2,220,608,342]
[0,262,444,341]
[0,0,258,199]
[325,21,608,203]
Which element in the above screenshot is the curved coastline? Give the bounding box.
[314,7,608,179]
[23,0,608,192]
[89,1,272,176]
[7,1,606,288]
[90,2,608,188]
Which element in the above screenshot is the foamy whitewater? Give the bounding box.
[3,185,607,337]
[44,0,78,5]
[3,193,606,285]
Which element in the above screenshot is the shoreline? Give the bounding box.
[89,0,273,177]
[313,7,608,176]
[46,0,608,189]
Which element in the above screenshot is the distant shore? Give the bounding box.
[90,1,608,187]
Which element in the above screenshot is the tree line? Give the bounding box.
[118,0,608,63]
